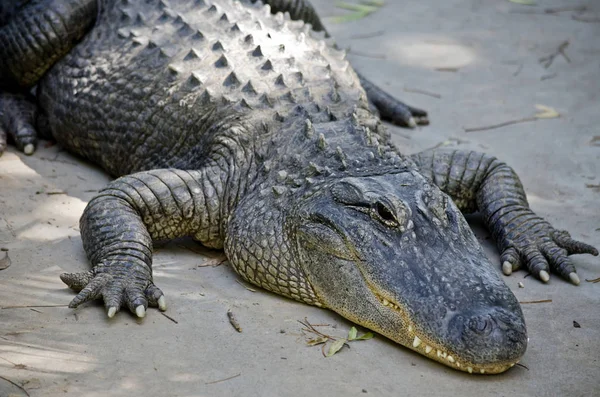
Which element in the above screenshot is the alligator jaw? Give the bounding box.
[371,292,519,374]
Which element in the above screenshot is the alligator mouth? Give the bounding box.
[373,293,520,374]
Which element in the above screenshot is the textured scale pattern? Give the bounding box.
[1,0,596,375]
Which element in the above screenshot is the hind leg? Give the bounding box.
[0,0,97,155]
[0,92,38,156]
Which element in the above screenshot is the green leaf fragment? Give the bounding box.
[333,1,383,24]
[355,332,374,340]
[348,326,358,340]
[326,339,348,357]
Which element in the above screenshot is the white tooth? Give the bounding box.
[480,369,485,374]
[447,356,455,363]
[408,325,413,332]
[437,350,442,357]
[382,299,389,306]
[510,363,515,367]
[467,367,473,374]
[441,352,447,358]
[456,362,461,367]
[412,336,421,348]
[425,345,432,354]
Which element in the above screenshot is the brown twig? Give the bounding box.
[585,277,600,283]
[519,299,552,304]
[227,309,242,332]
[464,117,537,132]
[0,376,30,397]
[539,40,570,68]
[403,87,442,99]
[1,304,67,309]
[160,312,179,324]
[297,318,338,341]
[205,373,241,385]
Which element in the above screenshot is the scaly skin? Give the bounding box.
[1,0,597,374]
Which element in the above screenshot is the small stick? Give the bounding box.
[1,304,67,309]
[403,87,442,99]
[160,312,179,324]
[539,40,569,68]
[227,309,242,332]
[29,308,42,313]
[0,376,30,397]
[464,117,537,132]
[585,277,600,283]
[205,373,241,385]
[519,299,552,304]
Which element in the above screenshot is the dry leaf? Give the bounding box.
[326,339,348,357]
[348,326,358,340]
[534,104,560,119]
[355,332,375,340]
[306,336,329,346]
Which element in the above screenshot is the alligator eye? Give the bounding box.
[373,201,398,226]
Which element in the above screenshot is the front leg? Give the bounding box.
[60,168,224,318]
[411,149,598,284]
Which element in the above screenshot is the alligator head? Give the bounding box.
[293,168,526,374]
[226,168,527,374]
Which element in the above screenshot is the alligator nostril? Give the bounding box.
[468,315,495,335]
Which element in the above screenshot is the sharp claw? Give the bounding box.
[407,117,417,128]
[502,261,513,276]
[569,272,580,286]
[158,296,167,311]
[539,270,550,283]
[135,305,146,318]
[107,307,117,318]
[23,143,34,155]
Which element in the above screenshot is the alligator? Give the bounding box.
[0,0,597,375]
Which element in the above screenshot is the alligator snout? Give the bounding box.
[450,307,527,368]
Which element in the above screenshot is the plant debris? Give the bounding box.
[585,183,600,192]
[299,318,374,357]
[160,312,178,324]
[333,1,384,24]
[590,136,600,146]
[519,299,552,304]
[573,321,581,328]
[464,104,560,132]
[205,373,241,385]
[539,40,570,68]
[227,309,242,332]
[585,277,600,283]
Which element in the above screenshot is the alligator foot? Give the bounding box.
[0,92,38,156]
[498,222,598,285]
[358,73,429,128]
[60,261,167,318]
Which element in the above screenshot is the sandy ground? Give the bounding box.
[1,1,599,396]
